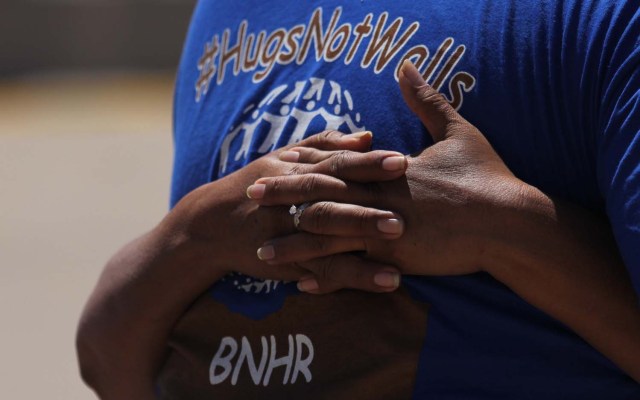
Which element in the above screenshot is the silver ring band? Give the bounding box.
[289,202,311,229]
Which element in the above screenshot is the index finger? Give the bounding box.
[280,148,408,182]
[293,130,373,152]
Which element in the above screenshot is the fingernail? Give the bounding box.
[377,218,404,234]
[297,278,319,292]
[341,131,372,141]
[256,245,275,260]
[374,271,400,289]
[279,150,300,162]
[401,60,426,86]
[246,184,265,199]
[381,155,407,171]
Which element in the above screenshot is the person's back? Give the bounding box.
[156,0,640,398]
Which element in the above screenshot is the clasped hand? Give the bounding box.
[166,128,413,293]
[246,61,527,293]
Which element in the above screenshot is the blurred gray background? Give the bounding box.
[0,1,196,398]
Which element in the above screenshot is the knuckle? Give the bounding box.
[360,238,371,256]
[316,255,338,281]
[269,177,283,194]
[351,264,370,288]
[300,174,319,195]
[416,86,446,107]
[417,87,461,124]
[321,130,342,141]
[309,234,330,255]
[290,262,307,275]
[286,164,306,176]
[355,208,371,232]
[313,284,338,294]
[309,202,334,232]
[364,182,386,203]
[314,130,342,147]
[328,150,352,175]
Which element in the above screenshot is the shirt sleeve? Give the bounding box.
[596,5,640,297]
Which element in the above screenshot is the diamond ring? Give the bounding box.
[289,202,311,229]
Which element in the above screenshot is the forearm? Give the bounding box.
[76,215,224,399]
[483,181,640,381]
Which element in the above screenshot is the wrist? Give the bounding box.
[159,185,233,279]
[151,217,228,298]
[474,178,552,274]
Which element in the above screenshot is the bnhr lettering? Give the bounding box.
[209,334,314,386]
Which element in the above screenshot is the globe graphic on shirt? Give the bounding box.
[217,77,366,175]
[212,78,366,318]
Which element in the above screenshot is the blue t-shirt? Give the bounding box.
[161,1,640,398]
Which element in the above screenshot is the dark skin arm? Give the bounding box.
[76,132,411,399]
[253,61,640,381]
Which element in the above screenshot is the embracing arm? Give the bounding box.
[253,61,640,381]
[483,183,640,380]
[76,219,224,399]
[398,62,640,380]
[76,132,410,399]
[258,158,640,381]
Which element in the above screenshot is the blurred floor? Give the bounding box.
[0,72,175,399]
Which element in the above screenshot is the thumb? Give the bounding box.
[398,60,462,142]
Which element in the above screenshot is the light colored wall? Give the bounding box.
[0,73,175,399]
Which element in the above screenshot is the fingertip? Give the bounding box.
[342,131,373,140]
[257,245,275,261]
[381,154,408,172]
[246,184,266,199]
[340,131,373,150]
[373,270,401,291]
[279,150,300,162]
[376,217,404,236]
[400,60,427,87]
[297,277,319,293]
[360,130,373,141]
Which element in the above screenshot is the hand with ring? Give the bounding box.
[243,139,410,294]
[76,130,411,399]
[169,129,410,294]
[247,62,520,291]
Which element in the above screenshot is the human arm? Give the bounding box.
[252,61,640,380]
[76,131,412,399]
